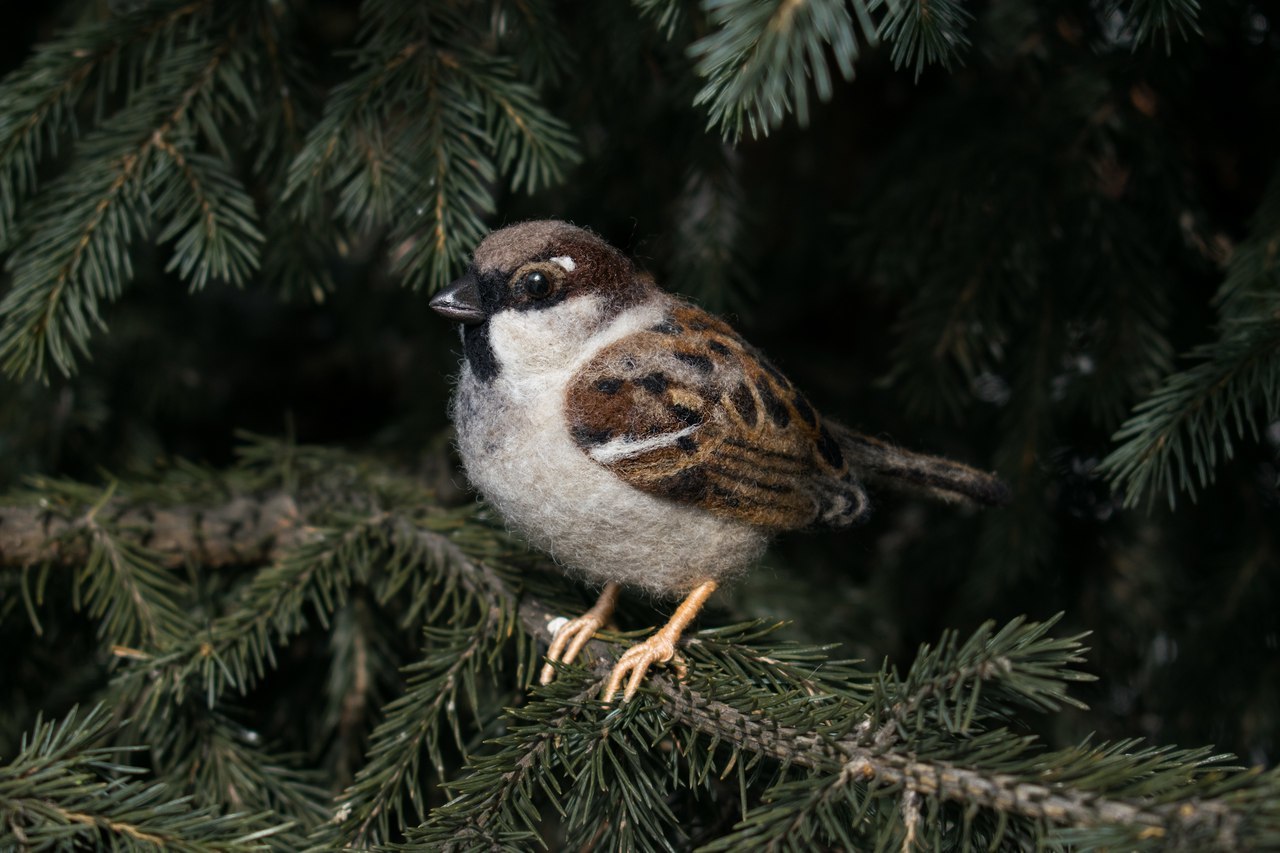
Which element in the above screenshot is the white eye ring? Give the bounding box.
[550,256,576,272]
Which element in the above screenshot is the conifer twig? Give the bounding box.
[0,488,1269,846]
[0,493,303,569]
[663,687,1240,844]
[0,705,290,850]
[512,596,1249,847]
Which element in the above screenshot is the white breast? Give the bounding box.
[451,297,767,597]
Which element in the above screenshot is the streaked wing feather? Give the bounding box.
[566,302,867,530]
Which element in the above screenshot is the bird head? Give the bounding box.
[431,221,646,325]
[431,221,654,381]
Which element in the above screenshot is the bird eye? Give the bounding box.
[522,271,553,299]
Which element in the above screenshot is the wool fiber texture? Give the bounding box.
[445,220,1007,598]
[453,294,767,597]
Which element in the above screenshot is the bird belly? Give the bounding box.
[451,306,767,597]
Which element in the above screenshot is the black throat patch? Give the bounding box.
[463,322,499,383]
[461,269,504,383]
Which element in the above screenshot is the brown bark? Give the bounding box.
[0,493,305,569]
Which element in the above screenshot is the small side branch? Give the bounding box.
[0,490,1258,845]
[513,595,1246,847]
[0,492,304,569]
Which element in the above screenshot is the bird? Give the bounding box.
[430,220,1008,703]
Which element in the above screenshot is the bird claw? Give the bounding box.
[539,613,606,686]
[539,580,709,705]
[601,632,684,704]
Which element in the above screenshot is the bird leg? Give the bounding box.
[602,579,717,704]
[539,582,621,685]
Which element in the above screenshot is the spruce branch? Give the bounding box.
[407,668,696,852]
[0,31,261,380]
[451,51,582,195]
[75,499,191,650]
[150,147,263,290]
[282,36,428,228]
[109,509,409,707]
[1101,169,1280,508]
[247,2,335,302]
[1102,325,1280,509]
[386,77,497,293]
[4,456,531,841]
[382,589,1278,850]
[2,449,524,713]
[403,680,602,851]
[5,454,1277,847]
[876,0,973,80]
[665,663,1265,849]
[136,703,329,833]
[282,33,488,293]
[323,600,397,785]
[110,503,524,724]
[318,626,514,848]
[0,127,150,379]
[490,0,575,85]
[663,148,757,316]
[6,480,203,649]
[0,0,214,250]
[0,705,289,851]
[0,491,303,571]
[314,510,527,846]
[557,702,688,850]
[1106,0,1203,53]
[691,0,879,141]
[632,0,690,40]
[284,1,577,293]
[876,615,1093,740]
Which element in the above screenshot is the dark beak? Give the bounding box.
[430,272,487,325]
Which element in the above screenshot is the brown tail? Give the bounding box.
[830,424,1010,507]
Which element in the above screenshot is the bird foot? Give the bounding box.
[601,630,688,704]
[539,612,608,685]
[539,583,621,686]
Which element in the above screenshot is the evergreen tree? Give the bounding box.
[2,0,1278,849]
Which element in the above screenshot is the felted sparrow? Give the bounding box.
[431,220,1007,703]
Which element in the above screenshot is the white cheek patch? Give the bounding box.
[488,295,605,379]
[550,256,576,272]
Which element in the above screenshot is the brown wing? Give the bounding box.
[565,302,868,531]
